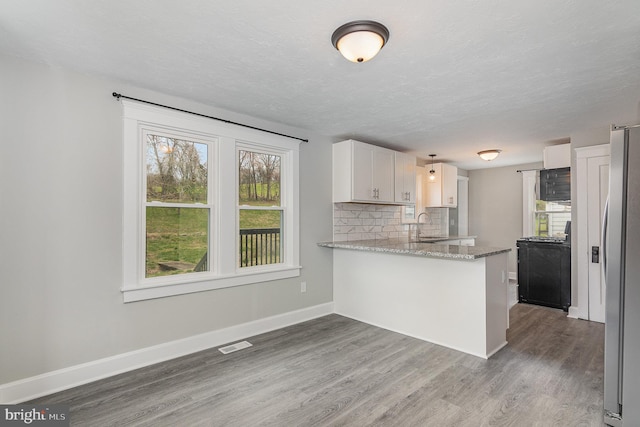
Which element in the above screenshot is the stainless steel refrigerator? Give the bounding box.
[604,125,640,426]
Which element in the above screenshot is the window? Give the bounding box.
[238,149,283,268]
[145,132,212,278]
[534,200,571,237]
[122,101,300,302]
[522,170,571,237]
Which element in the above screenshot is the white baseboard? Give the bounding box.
[567,306,581,319]
[0,302,334,404]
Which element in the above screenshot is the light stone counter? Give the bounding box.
[317,238,510,260]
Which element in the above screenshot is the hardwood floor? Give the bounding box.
[30,303,605,426]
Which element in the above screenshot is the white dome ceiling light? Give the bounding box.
[331,20,389,63]
[478,149,502,161]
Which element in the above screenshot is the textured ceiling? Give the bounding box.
[1,0,639,169]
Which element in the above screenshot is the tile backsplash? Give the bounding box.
[333,203,448,241]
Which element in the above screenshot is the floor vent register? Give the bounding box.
[218,340,253,354]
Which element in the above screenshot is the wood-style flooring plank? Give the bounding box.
[28,303,605,426]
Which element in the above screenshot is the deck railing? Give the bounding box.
[193,228,281,271]
[239,228,281,267]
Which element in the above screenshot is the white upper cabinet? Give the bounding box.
[394,152,417,204]
[333,140,395,203]
[423,162,458,207]
[543,144,571,169]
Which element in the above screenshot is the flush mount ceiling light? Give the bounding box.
[428,154,437,181]
[331,20,389,63]
[478,149,502,161]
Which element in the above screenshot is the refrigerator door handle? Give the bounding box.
[602,195,609,277]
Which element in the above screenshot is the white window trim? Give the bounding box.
[521,170,537,237]
[236,143,290,271]
[122,100,301,302]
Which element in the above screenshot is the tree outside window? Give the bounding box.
[238,150,283,267]
[145,134,210,277]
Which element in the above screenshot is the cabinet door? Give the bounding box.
[352,142,375,201]
[373,147,394,202]
[540,167,570,201]
[423,163,443,207]
[442,163,458,207]
[443,239,461,245]
[395,153,417,203]
[459,238,475,246]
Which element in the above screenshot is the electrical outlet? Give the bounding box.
[301,281,307,293]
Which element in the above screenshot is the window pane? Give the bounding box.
[534,200,571,237]
[239,210,282,267]
[147,134,208,203]
[238,150,281,207]
[146,207,209,277]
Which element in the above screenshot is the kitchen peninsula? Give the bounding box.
[318,239,511,359]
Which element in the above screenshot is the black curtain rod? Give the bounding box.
[517,168,546,173]
[112,92,309,143]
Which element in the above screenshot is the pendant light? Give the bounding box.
[478,149,502,161]
[331,20,390,63]
[428,154,436,181]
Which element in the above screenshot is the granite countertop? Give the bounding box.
[412,234,477,243]
[317,238,510,260]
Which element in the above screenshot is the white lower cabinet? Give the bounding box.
[460,238,476,246]
[438,238,475,246]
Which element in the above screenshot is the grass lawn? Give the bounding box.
[146,201,281,277]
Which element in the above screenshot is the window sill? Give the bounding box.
[122,266,302,303]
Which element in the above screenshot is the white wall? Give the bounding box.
[468,162,543,274]
[0,54,334,385]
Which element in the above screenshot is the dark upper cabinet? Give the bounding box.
[539,167,571,201]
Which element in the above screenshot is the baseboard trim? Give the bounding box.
[0,302,334,404]
[334,311,498,360]
[567,306,581,319]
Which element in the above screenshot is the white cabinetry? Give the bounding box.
[423,162,458,207]
[333,140,395,203]
[437,238,475,246]
[543,144,571,169]
[394,152,417,204]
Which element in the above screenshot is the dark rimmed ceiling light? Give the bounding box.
[478,149,502,161]
[331,20,389,63]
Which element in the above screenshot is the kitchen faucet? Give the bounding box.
[415,211,431,241]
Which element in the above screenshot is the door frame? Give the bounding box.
[457,176,469,236]
[573,144,610,320]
